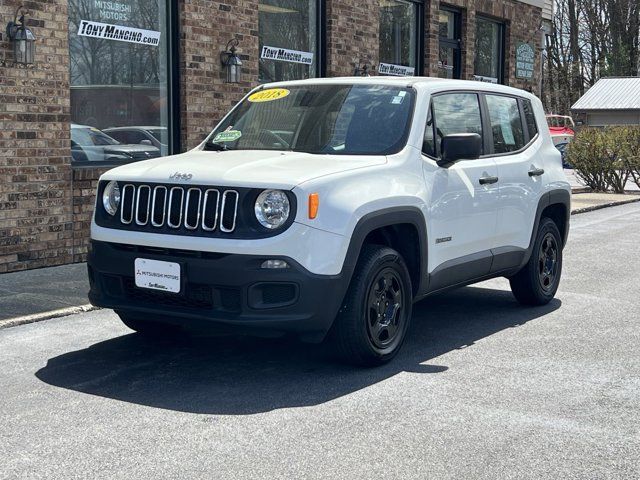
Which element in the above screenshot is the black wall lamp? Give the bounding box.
[221,38,242,84]
[353,62,375,77]
[5,6,36,65]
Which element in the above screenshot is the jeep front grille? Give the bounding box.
[119,183,239,233]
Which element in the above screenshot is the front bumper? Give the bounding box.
[88,241,349,341]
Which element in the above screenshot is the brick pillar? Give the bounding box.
[0,0,73,273]
[178,0,260,151]
[326,0,379,76]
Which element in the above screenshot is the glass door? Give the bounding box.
[437,9,461,79]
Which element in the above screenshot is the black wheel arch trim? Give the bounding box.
[520,189,570,269]
[341,206,429,298]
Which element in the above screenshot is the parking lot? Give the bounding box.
[1,203,639,479]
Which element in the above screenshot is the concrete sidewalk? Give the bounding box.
[0,263,90,321]
[1,193,639,324]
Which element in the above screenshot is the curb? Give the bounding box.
[571,196,640,215]
[0,304,99,330]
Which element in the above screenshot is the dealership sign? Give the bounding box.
[77,20,161,46]
[94,1,131,22]
[516,42,535,79]
[261,46,314,65]
[378,63,415,76]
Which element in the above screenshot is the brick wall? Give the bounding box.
[326,0,379,76]
[179,0,260,150]
[0,0,72,273]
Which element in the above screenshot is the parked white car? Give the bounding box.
[89,77,570,366]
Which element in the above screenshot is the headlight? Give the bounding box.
[102,181,121,216]
[254,189,290,229]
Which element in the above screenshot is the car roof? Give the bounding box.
[260,76,538,100]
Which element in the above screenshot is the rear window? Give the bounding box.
[485,95,526,154]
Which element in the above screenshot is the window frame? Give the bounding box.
[423,90,486,160]
[479,92,540,157]
[474,15,506,84]
[421,90,540,161]
[69,0,180,169]
[378,0,425,75]
[437,6,462,79]
[258,0,326,83]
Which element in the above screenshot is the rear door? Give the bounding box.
[482,94,544,269]
[422,91,500,287]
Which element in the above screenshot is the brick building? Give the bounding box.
[0,0,549,273]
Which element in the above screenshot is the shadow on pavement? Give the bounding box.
[35,285,560,415]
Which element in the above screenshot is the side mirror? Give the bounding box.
[438,133,482,168]
[140,139,153,146]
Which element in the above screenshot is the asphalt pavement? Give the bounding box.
[1,203,639,479]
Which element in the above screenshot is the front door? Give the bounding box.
[422,92,500,290]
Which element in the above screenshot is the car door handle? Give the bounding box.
[528,167,545,177]
[479,176,499,185]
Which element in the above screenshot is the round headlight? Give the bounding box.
[254,190,290,229]
[102,181,121,216]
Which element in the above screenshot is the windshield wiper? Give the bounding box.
[203,141,233,151]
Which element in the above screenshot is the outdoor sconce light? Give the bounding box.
[353,62,374,77]
[5,6,36,65]
[221,38,242,84]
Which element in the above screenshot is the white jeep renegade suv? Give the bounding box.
[89,77,570,366]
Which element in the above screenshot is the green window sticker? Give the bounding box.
[213,130,242,143]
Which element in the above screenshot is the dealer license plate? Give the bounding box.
[134,258,181,293]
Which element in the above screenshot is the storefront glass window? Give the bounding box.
[379,0,418,75]
[68,0,171,165]
[259,0,318,83]
[474,17,504,83]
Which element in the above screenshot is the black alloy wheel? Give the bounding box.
[332,244,413,366]
[510,217,563,306]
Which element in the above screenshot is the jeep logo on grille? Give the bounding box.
[169,172,193,181]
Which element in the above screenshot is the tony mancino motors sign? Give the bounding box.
[77,20,161,46]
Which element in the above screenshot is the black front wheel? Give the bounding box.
[332,245,413,366]
[509,217,563,306]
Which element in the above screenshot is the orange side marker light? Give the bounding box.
[308,193,319,219]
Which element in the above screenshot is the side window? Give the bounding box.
[485,95,526,154]
[422,105,435,157]
[108,131,128,144]
[432,93,483,157]
[522,99,539,139]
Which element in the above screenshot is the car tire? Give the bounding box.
[116,311,181,338]
[331,244,413,367]
[509,217,563,306]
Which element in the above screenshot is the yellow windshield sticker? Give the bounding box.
[248,88,290,103]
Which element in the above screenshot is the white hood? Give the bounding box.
[100,149,387,189]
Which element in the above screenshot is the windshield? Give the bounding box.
[205,84,415,155]
[72,127,119,146]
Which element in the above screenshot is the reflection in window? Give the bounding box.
[207,85,415,155]
[474,17,504,82]
[68,0,170,162]
[485,95,525,153]
[379,0,418,70]
[432,93,483,156]
[259,0,317,82]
